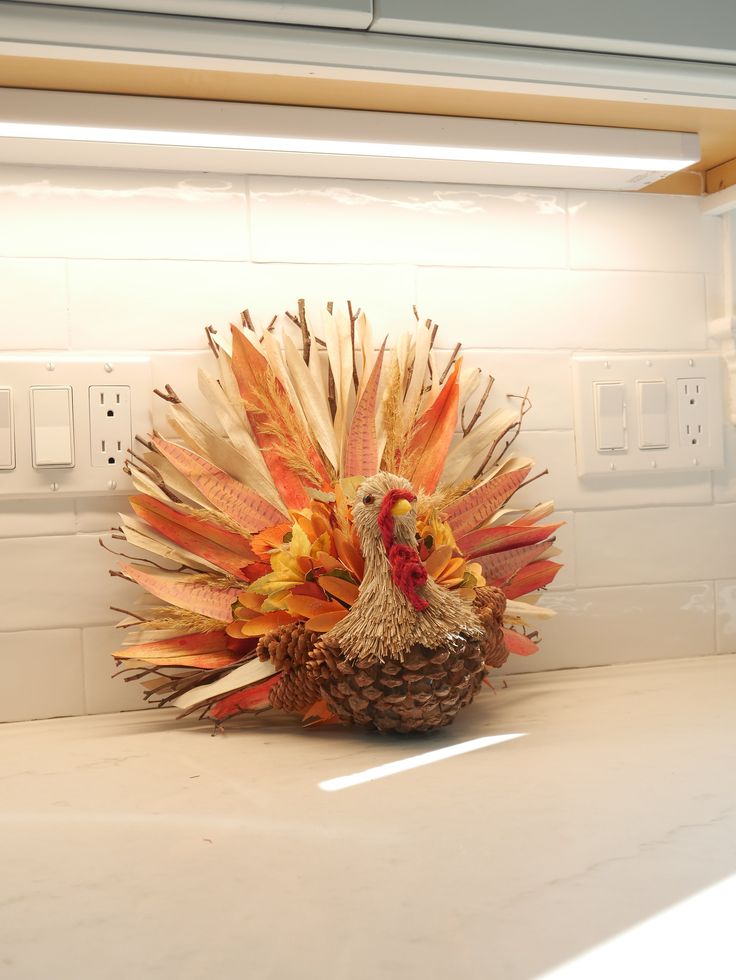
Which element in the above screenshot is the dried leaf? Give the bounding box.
[283,335,339,470]
[120,564,240,622]
[304,609,349,632]
[446,459,533,536]
[457,521,563,558]
[208,673,282,720]
[405,359,462,493]
[343,338,386,477]
[501,628,539,657]
[233,611,299,637]
[174,657,277,710]
[503,560,562,600]
[317,575,359,605]
[152,435,285,533]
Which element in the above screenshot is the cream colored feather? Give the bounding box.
[441,407,520,485]
[283,334,339,470]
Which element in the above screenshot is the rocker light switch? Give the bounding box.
[594,381,626,451]
[0,387,14,470]
[30,386,74,468]
[637,379,668,449]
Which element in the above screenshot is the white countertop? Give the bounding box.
[2,656,735,980]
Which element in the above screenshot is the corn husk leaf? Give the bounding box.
[173,657,277,710]
[283,334,339,470]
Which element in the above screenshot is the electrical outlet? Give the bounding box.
[572,353,724,475]
[89,385,132,468]
[677,378,708,448]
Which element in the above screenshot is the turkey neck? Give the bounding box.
[324,520,482,664]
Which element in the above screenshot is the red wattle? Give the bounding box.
[376,489,427,611]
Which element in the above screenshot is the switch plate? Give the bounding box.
[593,381,626,451]
[637,379,669,449]
[0,356,151,498]
[572,353,725,476]
[30,385,75,468]
[0,387,15,470]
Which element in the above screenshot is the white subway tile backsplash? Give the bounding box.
[0,500,76,538]
[575,505,736,587]
[0,534,139,632]
[67,260,252,349]
[511,430,712,512]
[452,349,574,431]
[249,178,567,267]
[716,580,736,654]
[0,629,85,722]
[82,625,151,715]
[0,165,730,721]
[75,497,130,534]
[498,581,715,675]
[229,263,418,340]
[0,259,69,349]
[0,166,249,260]
[417,268,706,350]
[714,425,736,503]
[568,192,716,273]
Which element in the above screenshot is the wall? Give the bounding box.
[0,163,734,723]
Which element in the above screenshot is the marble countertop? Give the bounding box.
[2,655,735,980]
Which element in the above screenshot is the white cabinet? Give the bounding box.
[15,0,373,30]
[372,0,736,64]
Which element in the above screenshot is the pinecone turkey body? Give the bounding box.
[310,633,487,734]
[255,474,509,735]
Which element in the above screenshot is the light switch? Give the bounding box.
[637,380,668,449]
[0,387,15,470]
[594,381,626,451]
[30,386,74,468]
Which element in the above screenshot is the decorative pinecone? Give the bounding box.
[256,622,322,713]
[472,586,508,670]
[309,634,487,734]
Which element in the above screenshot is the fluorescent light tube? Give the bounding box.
[0,121,697,172]
[0,89,701,191]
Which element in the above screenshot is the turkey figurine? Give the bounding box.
[109,304,562,733]
[308,472,506,733]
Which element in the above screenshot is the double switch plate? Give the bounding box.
[572,353,725,476]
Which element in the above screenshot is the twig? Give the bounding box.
[152,383,180,404]
[472,389,532,479]
[110,606,147,622]
[204,325,219,358]
[241,309,256,334]
[135,434,155,452]
[347,299,360,392]
[286,298,313,362]
[439,343,461,385]
[461,374,494,435]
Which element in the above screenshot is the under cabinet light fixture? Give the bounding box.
[0,88,700,191]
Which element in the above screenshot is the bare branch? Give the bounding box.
[204,325,219,358]
[439,343,462,385]
[461,373,494,436]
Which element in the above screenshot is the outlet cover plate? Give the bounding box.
[0,355,151,498]
[572,352,725,476]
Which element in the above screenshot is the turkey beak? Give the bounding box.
[390,498,413,517]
